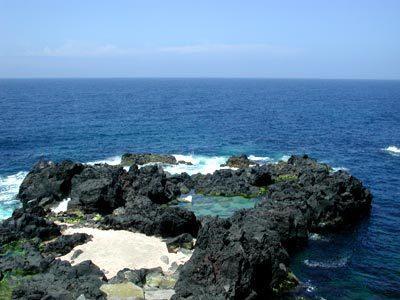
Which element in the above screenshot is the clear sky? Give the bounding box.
[1,0,399,79]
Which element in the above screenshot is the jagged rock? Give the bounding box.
[42,233,91,256]
[192,168,271,197]
[121,153,177,166]
[172,217,290,299]
[173,156,372,299]
[11,260,106,299]
[221,154,254,168]
[18,160,84,206]
[125,165,181,204]
[103,195,199,238]
[0,207,60,245]
[68,165,126,213]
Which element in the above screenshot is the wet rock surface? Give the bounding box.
[3,153,372,299]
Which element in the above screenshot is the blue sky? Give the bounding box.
[0,0,399,79]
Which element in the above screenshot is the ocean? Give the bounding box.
[0,78,399,299]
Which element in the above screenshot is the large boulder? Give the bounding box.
[125,165,181,204]
[103,195,199,238]
[221,154,254,169]
[121,153,177,166]
[69,165,126,213]
[172,216,292,299]
[11,260,107,299]
[0,207,60,245]
[18,160,84,206]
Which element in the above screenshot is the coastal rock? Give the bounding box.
[103,195,199,238]
[125,165,181,204]
[192,167,271,197]
[172,217,291,299]
[166,233,195,253]
[42,233,91,256]
[69,164,126,213]
[18,160,84,206]
[0,207,60,245]
[173,156,372,299]
[121,153,177,166]
[12,260,107,299]
[100,282,144,300]
[221,154,254,168]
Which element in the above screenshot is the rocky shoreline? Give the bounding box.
[0,154,372,299]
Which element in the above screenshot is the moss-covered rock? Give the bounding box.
[100,282,144,299]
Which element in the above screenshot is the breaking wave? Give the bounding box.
[304,256,349,268]
[383,146,400,156]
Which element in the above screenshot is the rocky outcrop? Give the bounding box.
[12,260,106,299]
[121,153,178,166]
[68,164,126,214]
[103,195,199,238]
[221,154,255,168]
[0,207,60,245]
[173,156,372,299]
[125,165,182,204]
[18,160,84,207]
[192,167,272,197]
[42,233,91,256]
[4,153,372,300]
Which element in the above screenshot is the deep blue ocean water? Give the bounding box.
[0,78,399,299]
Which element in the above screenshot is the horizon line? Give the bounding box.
[0,76,399,81]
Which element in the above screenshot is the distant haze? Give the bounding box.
[1,0,399,79]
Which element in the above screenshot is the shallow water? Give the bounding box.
[1,78,399,298]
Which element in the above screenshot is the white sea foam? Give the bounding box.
[248,155,272,162]
[308,233,330,242]
[304,256,349,268]
[164,154,229,175]
[51,198,71,213]
[332,166,349,172]
[383,145,400,155]
[86,155,122,166]
[0,171,28,203]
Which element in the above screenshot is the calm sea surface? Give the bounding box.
[1,78,399,299]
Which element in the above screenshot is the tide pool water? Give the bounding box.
[0,78,399,299]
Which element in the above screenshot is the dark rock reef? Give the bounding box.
[121,153,178,166]
[0,153,372,299]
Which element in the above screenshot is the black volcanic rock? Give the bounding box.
[123,164,182,204]
[102,194,199,238]
[172,155,372,299]
[11,260,106,299]
[172,216,292,299]
[121,153,177,166]
[0,207,60,245]
[18,160,84,206]
[192,167,272,197]
[42,233,91,256]
[68,164,126,214]
[221,154,254,168]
